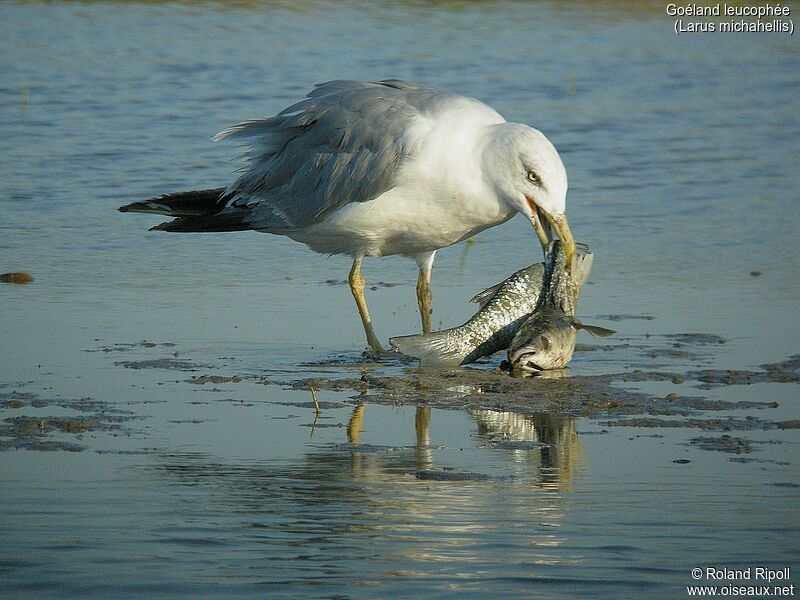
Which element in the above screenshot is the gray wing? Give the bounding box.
[213,79,447,231]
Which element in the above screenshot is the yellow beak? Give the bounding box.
[527,198,576,274]
[551,214,575,274]
[531,208,552,251]
[535,212,575,274]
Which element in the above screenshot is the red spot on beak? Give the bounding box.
[525,195,537,214]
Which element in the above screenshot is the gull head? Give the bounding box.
[482,122,575,272]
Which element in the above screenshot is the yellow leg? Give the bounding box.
[416,270,432,334]
[347,404,366,446]
[415,251,435,334]
[349,257,384,354]
[414,405,433,469]
[415,406,430,446]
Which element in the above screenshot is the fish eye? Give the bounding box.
[526,170,541,186]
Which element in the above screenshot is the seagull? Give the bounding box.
[119,79,574,354]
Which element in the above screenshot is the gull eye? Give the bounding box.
[526,170,541,186]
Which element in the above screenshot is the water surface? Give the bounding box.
[1,2,798,598]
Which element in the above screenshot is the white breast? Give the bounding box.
[292,184,513,257]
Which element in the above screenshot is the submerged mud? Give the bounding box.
[272,360,797,431]
[249,333,799,431]
[689,435,755,454]
[177,335,799,432]
[0,387,137,452]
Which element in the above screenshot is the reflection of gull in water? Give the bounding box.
[152,405,586,584]
[347,404,434,473]
[344,404,583,491]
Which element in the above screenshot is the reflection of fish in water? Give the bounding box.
[470,409,584,489]
[391,241,612,368]
[508,241,613,375]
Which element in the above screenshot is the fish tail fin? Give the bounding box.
[570,318,615,337]
[389,329,465,367]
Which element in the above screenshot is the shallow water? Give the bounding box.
[1,1,799,598]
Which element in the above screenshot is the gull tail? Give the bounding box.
[118,188,254,233]
[119,188,228,217]
[389,330,467,367]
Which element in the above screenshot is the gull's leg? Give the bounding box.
[349,257,384,354]
[415,251,436,334]
[415,405,430,446]
[414,405,433,469]
[347,404,366,446]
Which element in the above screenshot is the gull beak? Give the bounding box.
[543,213,576,274]
[525,198,575,273]
[531,207,552,250]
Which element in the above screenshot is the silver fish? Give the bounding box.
[390,241,612,368]
[508,241,614,375]
[389,262,547,367]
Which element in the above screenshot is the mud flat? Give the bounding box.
[0,388,138,452]
[269,356,799,431]
[7,333,796,453]
[164,330,800,434]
